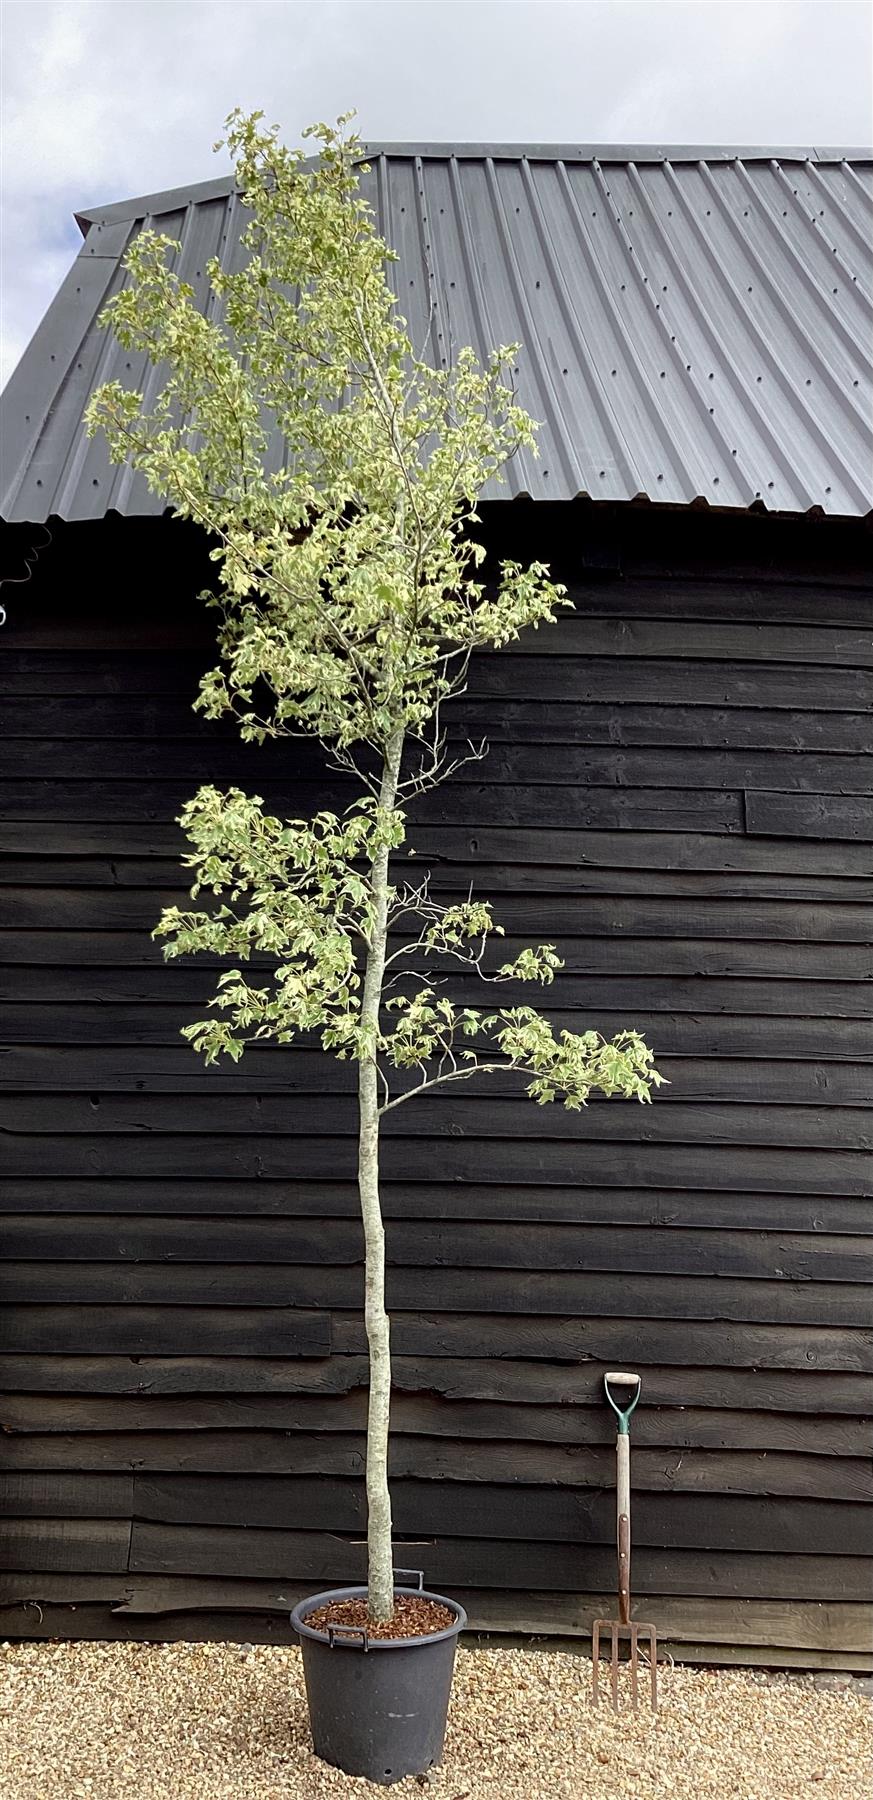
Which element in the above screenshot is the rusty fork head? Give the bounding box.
[591,1619,658,1713]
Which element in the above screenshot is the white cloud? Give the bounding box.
[2,0,871,386]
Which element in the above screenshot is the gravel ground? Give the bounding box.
[0,1639,869,1799]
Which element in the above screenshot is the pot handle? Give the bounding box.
[393,1567,425,1590]
[327,1623,370,1652]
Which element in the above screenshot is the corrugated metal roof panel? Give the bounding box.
[2,146,872,521]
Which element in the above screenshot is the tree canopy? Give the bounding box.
[86,111,661,1118]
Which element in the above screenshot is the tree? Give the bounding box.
[86,112,663,1624]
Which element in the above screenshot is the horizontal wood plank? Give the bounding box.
[0,1570,865,1653]
[6,964,870,1015]
[3,1262,871,1326]
[0,1518,131,1574]
[0,1473,134,1517]
[6,889,872,942]
[3,1048,872,1104]
[4,1431,868,1498]
[4,1093,869,1149]
[5,1006,871,1062]
[11,617,873,665]
[6,929,869,978]
[2,1307,867,1368]
[495,618,873,667]
[131,1473,873,1552]
[0,1179,867,1234]
[3,1392,865,1455]
[0,1355,868,1412]
[3,1137,868,1195]
[2,853,871,904]
[4,694,872,751]
[6,650,873,709]
[1,1595,866,1661]
[467,657,873,711]
[2,1217,869,1284]
[3,1051,873,1112]
[556,577,873,626]
[0,778,749,831]
[0,1305,332,1357]
[336,1312,873,1370]
[3,1548,856,1607]
[3,820,871,873]
[3,738,871,793]
[124,1525,873,1602]
[746,791,873,842]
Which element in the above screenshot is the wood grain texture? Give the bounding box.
[4,1431,869,1499]
[2,1307,867,1369]
[0,1473,135,1517]
[3,819,871,872]
[1,1356,869,1414]
[4,890,873,941]
[3,1047,873,1101]
[4,695,872,751]
[6,966,871,1015]
[130,1472,873,1553]
[6,931,868,978]
[3,1136,869,1195]
[3,1263,871,1327]
[2,1217,869,1284]
[6,650,872,708]
[5,1006,871,1060]
[1,853,870,903]
[746,791,873,842]
[125,1525,872,1601]
[3,1094,871,1148]
[2,508,871,1652]
[1,1179,868,1233]
[3,1392,866,1455]
[0,1518,132,1574]
[0,777,751,830]
[3,740,871,794]
[0,1596,866,1664]
[0,1306,333,1357]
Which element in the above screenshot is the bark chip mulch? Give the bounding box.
[304,1595,456,1640]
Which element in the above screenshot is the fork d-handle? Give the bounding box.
[604,1372,641,1628]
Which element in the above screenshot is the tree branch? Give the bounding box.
[378,1058,518,1115]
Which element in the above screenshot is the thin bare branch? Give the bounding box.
[378,1058,519,1115]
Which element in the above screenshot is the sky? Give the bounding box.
[2,0,871,388]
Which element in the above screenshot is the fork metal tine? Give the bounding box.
[591,1617,658,1712]
[641,1624,658,1713]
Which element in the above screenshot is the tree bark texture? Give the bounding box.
[359,726,404,1622]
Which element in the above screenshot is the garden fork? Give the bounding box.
[591,1371,658,1713]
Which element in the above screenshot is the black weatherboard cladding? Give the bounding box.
[0,502,871,1663]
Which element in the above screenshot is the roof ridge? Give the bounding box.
[74,145,873,229]
[359,142,873,161]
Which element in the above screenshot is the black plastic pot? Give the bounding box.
[291,1575,466,1786]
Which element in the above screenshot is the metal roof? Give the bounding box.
[2,145,872,522]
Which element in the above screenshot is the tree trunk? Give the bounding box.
[358,726,404,1623]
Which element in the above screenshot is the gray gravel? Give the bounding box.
[0,1638,870,1798]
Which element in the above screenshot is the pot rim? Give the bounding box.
[291,1584,467,1651]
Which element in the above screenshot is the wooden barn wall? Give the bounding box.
[0,504,871,1666]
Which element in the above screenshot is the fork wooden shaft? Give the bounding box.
[592,1370,657,1712]
[616,1433,631,1624]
